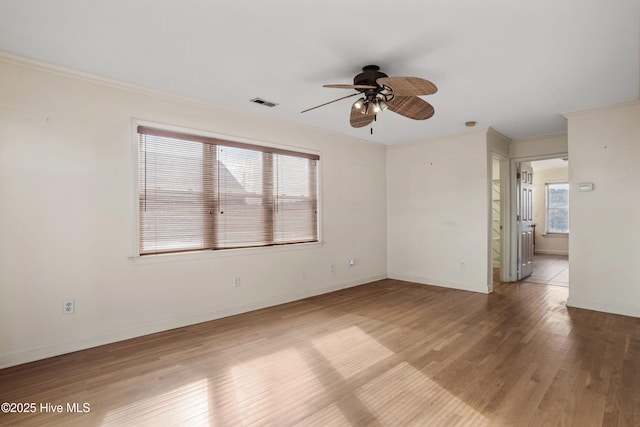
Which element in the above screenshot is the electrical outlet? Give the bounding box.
[330,264,336,274]
[234,276,241,288]
[63,299,75,314]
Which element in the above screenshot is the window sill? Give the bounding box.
[129,241,325,265]
[541,233,569,237]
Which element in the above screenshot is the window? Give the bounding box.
[138,126,319,255]
[545,182,569,233]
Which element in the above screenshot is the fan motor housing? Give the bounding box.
[354,65,387,94]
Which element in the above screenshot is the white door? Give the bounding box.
[517,163,534,279]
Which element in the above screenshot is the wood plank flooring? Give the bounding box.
[1,279,638,426]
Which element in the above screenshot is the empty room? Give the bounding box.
[1,1,639,426]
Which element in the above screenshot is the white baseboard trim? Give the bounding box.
[566,297,640,319]
[387,273,490,294]
[534,249,569,256]
[0,274,386,369]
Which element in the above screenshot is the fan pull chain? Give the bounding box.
[370,115,377,135]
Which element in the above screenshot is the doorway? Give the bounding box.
[508,155,569,285]
[527,158,570,286]
[490,155,508,289]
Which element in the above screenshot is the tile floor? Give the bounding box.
[525,254,569,287]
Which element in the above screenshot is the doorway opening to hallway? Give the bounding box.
[516,157,570,286]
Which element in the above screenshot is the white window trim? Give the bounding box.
[544,181,569,235]
[129,241,325,265]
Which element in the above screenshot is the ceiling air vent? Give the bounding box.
[250,97,278,108]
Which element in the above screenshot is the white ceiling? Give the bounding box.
[1,0,638,145]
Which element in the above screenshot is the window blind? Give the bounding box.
[138,126,319,255]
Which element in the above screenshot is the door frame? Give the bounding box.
[507,152,568,282]
[488,154,510,289]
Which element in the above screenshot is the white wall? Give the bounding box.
[565,102,640,318]
[387,130,490,293]
[0,55,388,367]
[532,166,569,255]
[488,128,510,158]
[510,133,568,159]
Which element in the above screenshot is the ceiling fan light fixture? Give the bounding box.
[302,65,437,128]
[362,100,372,115]
[382,91,394,102]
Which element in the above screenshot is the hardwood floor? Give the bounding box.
[1,279,638,426]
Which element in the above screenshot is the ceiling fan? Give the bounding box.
[301,65,437,128]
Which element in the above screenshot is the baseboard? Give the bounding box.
[0,274,386,369]
[387,273,490,294]
[534,249,569,256]
[566,297,640,319]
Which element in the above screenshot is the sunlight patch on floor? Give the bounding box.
[101,378,209,426]
[312,325,393,378]
[231,347,324,425]
[294,403,351,427]
[356,362,489,426]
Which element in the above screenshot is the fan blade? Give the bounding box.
[301,92,359,113]
[350,104,376,128]
[377,77,437,96]
[386,96,435,120]
[323,84,378,90]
